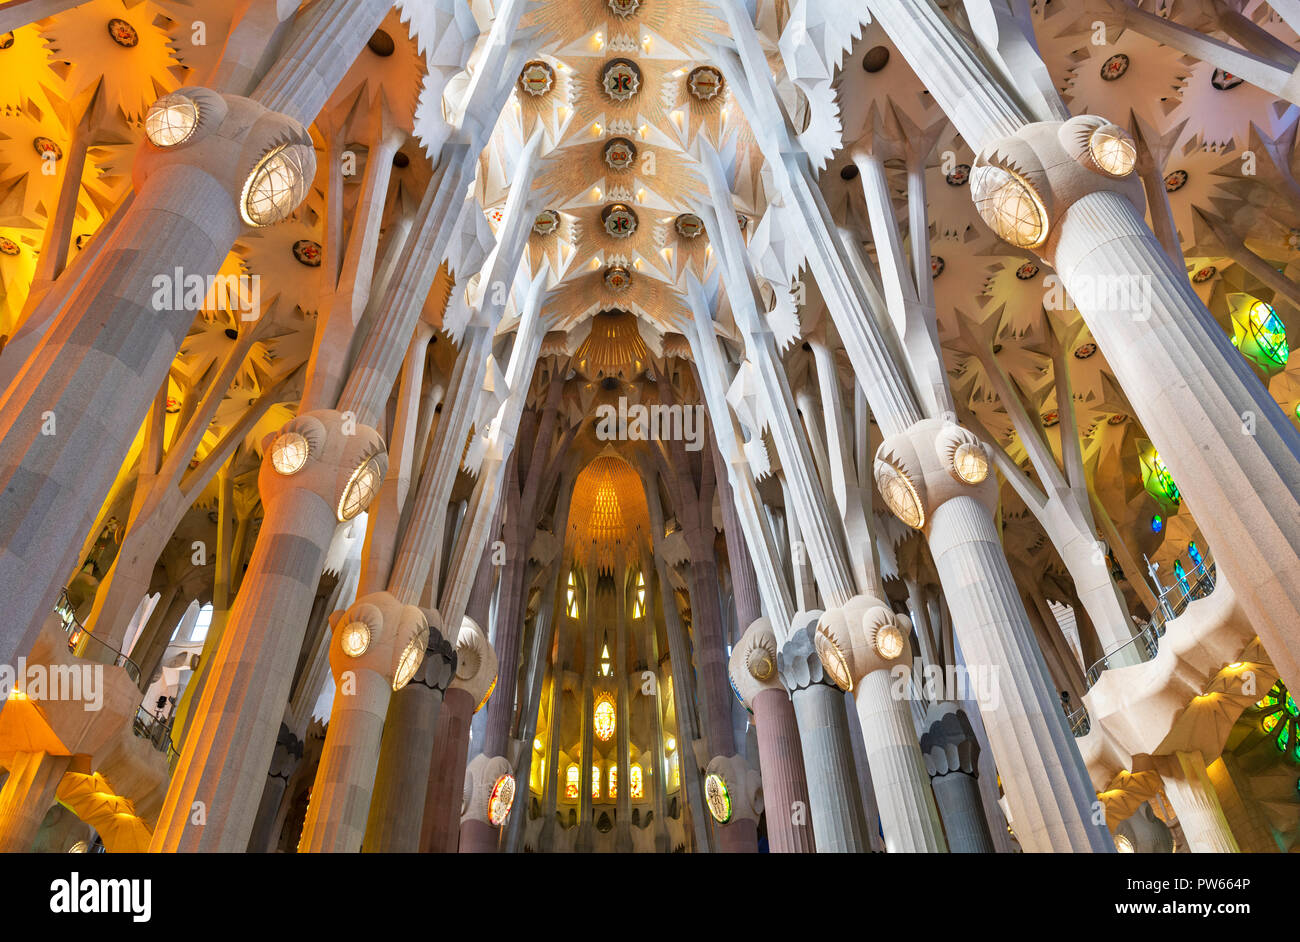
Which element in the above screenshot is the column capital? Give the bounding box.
[919,702,982,779]
[260,409,388,520]
[461,753,516,829]
[327,591,430,690]
[813,595,913,691]
[448,615,498,714]
[874,418,998,535]
[728,617,782,710]
[777,612,836,693]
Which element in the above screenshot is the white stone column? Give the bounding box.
[1155,751,1240,853]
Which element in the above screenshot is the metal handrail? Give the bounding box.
[1066,706,1091,737]
[1081,562,1216,692]
[56,590,141,684]
[132,706,179,762]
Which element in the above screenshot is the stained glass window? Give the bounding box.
[592,764,602,799]
[1232,300,1289,373]
[608,765,617,799]
[670,752,680,789]
[1140,449,1181,508]
[565,763,579,800]
[630,763,644,799]
[594,692,616,741]
[1255,681,1300,761]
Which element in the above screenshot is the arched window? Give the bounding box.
[608,764,617,799]
[630,763,644,800]
[591,764,602,800]
[670,752,680,789]
[564,763,579,800]
[594,693,616,741]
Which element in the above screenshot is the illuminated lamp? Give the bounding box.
[145,94,199,147]
[488,774,516,825]
[704,772,732,823]
[241,144,312,228]
[270,432,310,475]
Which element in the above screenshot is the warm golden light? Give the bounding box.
[393,635,424,690]
[875,461,925,529]
[875,624,905,660]
[1089,125,1137,177]
[340,622,371,658]
[241,145,311,228]
[270,432,309,476]
[145,94,199,147]
[971,163,1048,249]
[338,456,383,522]
[952,441,989,484]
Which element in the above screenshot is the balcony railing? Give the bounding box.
[56,590,141,684]
[1077,561,1217,702]
[131,706,179,762]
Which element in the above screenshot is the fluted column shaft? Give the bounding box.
[0,751,70,852]
[150,484,338,851]
[927,495,1112,852]
[787,681,868,852]
[1157,751,1240,853]
[752,688,815,852]
[931,771,995,853]
[421,686,474,853]
[251,0,394,126]
[1054,191,1300,689]
[855,670,947,852]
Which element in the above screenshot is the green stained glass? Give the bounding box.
[1264,712,1279,734]
[1235,300,1289,373]
[1278,724,1289,751]
[1286,693,1298,716]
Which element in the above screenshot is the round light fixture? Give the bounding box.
[393,634,425,691]
[488,773,516,825]
[971,163,1048,249]
[704,773,732,823]
[270,431,310,476]
[875,460,925,529]
[815,632,852,691]
[145,94,200,147]
[340,622,372,658]
[951,441,990,484]
[1114,834,1134,853]
[338,455,384,522]
[1088,125,1137,177]
[874,624,905,660]
[241,144,312,228]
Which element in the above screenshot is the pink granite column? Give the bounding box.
[752,688,816,852]
[422,686,474,853]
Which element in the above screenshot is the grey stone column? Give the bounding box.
[778,625,868,852]
[920,703,995,853]
[247,724,303,853]
[421,686,474,853]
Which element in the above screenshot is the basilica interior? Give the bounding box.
[0,0,1299,855]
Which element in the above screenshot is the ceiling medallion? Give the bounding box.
[931,256,945,278]
[1015,261,1040,280]
[945,163,970,186]
[1211,68,1244,91]
[602,203,638,238]
[602,59,642,102]
[293,240,322,267]
[0,236,19,256]
[533,210,560,236]
[675,213,704,239]
[1074,342,1097,359]
[165,396,182,414]
[688,66,724,102]
[1108,413,1128,425]
[1288,228,1300,251]
[604,137,638,171]
[604,265,633,292]
[107,18,139,48]
[33,137,62,160]
[519,61,555,97]
[608,0,641,17]
[737,213,748,231]
[1164,169,1188,192]
[1192,265,1217,283]
[1041,410,1060,427]
[1099,53,1129,81]
[0,32,14,50]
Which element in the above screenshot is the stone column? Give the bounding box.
[247,724,302,852]
[920,703,996,853]
[877,418,1113,852]
[150,413,386,851]
[0,90,315,672]
[363,634,455,852]
[0,0,84,33]
[819,601,947,852]
[731,619,815,852]
[778,620,868,852]
[299,594,430,852]
[1155,751,1240,853]
[422,618,495,853]
[0,751,70,852]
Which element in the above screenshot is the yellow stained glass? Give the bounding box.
[608,765,618,799]
[565,763,579,800]
[630,764,644,799]
[595,693,616,741]
[592,764,601,799]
